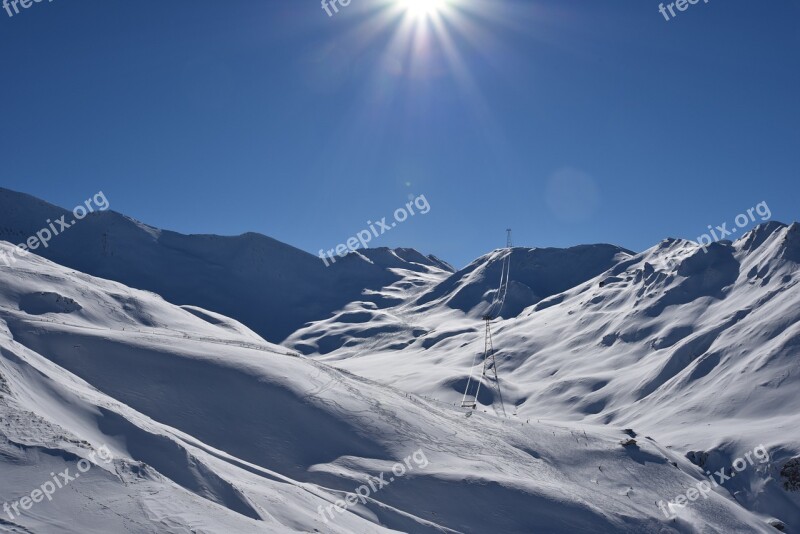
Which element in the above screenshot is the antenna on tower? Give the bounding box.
[506,228,512,248]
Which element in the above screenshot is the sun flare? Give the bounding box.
[399,0,446,18]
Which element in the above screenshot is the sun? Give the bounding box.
[399,0,446,18]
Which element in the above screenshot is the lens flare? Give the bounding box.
[400,0,446,18]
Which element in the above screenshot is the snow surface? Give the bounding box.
[289,223,800,532]
[0,187,798,532]
[0,242,784,532]
[0,188,453,343]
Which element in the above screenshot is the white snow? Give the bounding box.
[289,223,800,532]
[0,187,798,532]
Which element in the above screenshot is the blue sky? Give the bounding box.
[1,0,798,267]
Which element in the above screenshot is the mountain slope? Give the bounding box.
[0,187,452,343]
[294,222,800,531]
[0,241,779,533]
[416,244,633,318]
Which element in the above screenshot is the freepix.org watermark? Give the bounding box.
[696,201,771,253]
[657,444,769,519]
[318,448,429,524]
[321,0,351,17]
[0,191,110,268]
[318,194,431,267]
[658,0,710,22]
[3,445,113,520]
[3,0,55,18]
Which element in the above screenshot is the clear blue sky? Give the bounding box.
[1,0,798,267]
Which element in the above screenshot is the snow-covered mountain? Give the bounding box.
[1,188,798,532]
[291,222,800,531]
[415,244,633,318]
[1,241,782,533]
[0,187,452,343]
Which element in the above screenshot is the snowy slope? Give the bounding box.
[0,241,782,533]
[291,222,800,531]
[415,244,632,318]
[2,189,798,531]
[0,187,452,343]
[288,245,631,357]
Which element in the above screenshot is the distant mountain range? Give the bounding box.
[0,187,452,342]
[0,188,635,343]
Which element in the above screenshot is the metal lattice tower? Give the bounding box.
[460,230,511,417]
[460,316,507,417]
[479,315,507,416]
